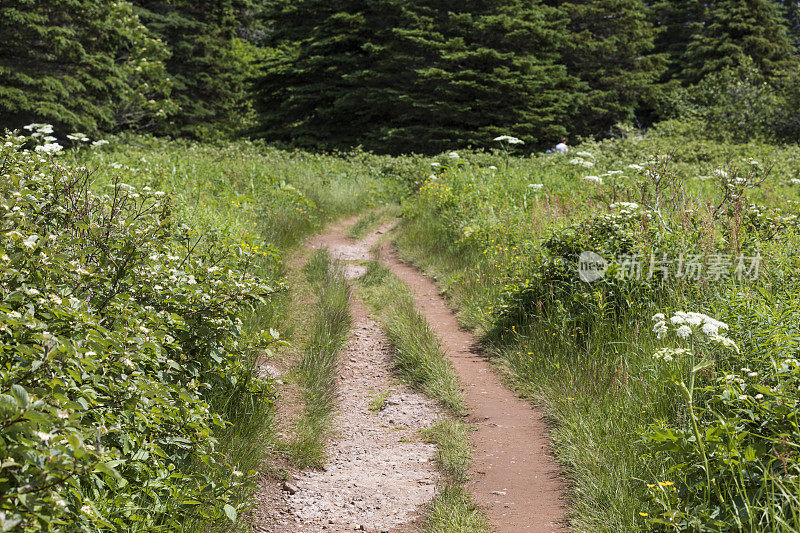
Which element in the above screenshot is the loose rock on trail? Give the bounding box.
[253,216,568,532]
[252,219,444,532]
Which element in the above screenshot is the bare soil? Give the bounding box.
[378,241,568,533]
[252,219,444,532]
[253,216,568,532]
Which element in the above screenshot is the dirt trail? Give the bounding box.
[253,219,444,532]
[379,242,568,533]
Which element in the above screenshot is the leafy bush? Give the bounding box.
[0,135,279,531]
[660,62,800,143]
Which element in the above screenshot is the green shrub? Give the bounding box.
[0,135,279,531]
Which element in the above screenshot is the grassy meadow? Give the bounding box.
[396,124,800,531]
[0,130,418,531]
[3,119,800,532]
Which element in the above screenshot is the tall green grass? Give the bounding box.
[291,250,351,468]
[358,261,464,414]
[395,128,800,531]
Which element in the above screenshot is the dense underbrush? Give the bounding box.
[0,130,420,531]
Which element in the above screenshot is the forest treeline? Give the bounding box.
[2,0,800,153]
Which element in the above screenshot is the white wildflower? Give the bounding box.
[430,162,440,167]
[582,175,603,184]
[676,325,692,339]
[493,135,524,145]
[448,151,460,159]
[627,164,644,170]
[35,143,63,154]
[575,151,594,158]
[610,202,640,210]
[528,183,544,191]
[24,123,54,134]
[92,139,110,147]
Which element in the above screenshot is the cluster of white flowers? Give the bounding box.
[527,183,544,191]
[24,123,54,137]
[35,143,63,154]
[430,162,440,167]
[582,175,603,184]
[713,168,729,179]
[627,164,644,171]
[652,311,737,350]
[493,135,524,145]
[575,151,594,158]
[609,202,640,210]
[790,178,800,186]
[448,151,460,159]
[653,347,691,362]
[67,133,90,142]
[569,157,594,168]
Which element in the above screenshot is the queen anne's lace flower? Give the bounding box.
[493,135,524,145]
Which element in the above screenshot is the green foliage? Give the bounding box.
[396,127,800,530]
[551,0,665,135]
[256,0,580,154]
[660,61,800,143]
[0,134,280,530]
[0,0,173,134]
[645,298,800,530]
[682,0,797,84]
[131,0,266,138]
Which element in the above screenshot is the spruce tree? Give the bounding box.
[774,0,800,49]
[0,0,172,133]
[648,0,709,83]
[132,0,264,137]
[682,0,796,83]
[549,0,665,135]
[256,0,580,154]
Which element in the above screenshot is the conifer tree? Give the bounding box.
[256,0,580,154]
[682,0,796,83]
[774,0,800,49]
[132,0,264,137]
[648,0,709,83]
[549,0,665,135]
[0,0,172,133]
